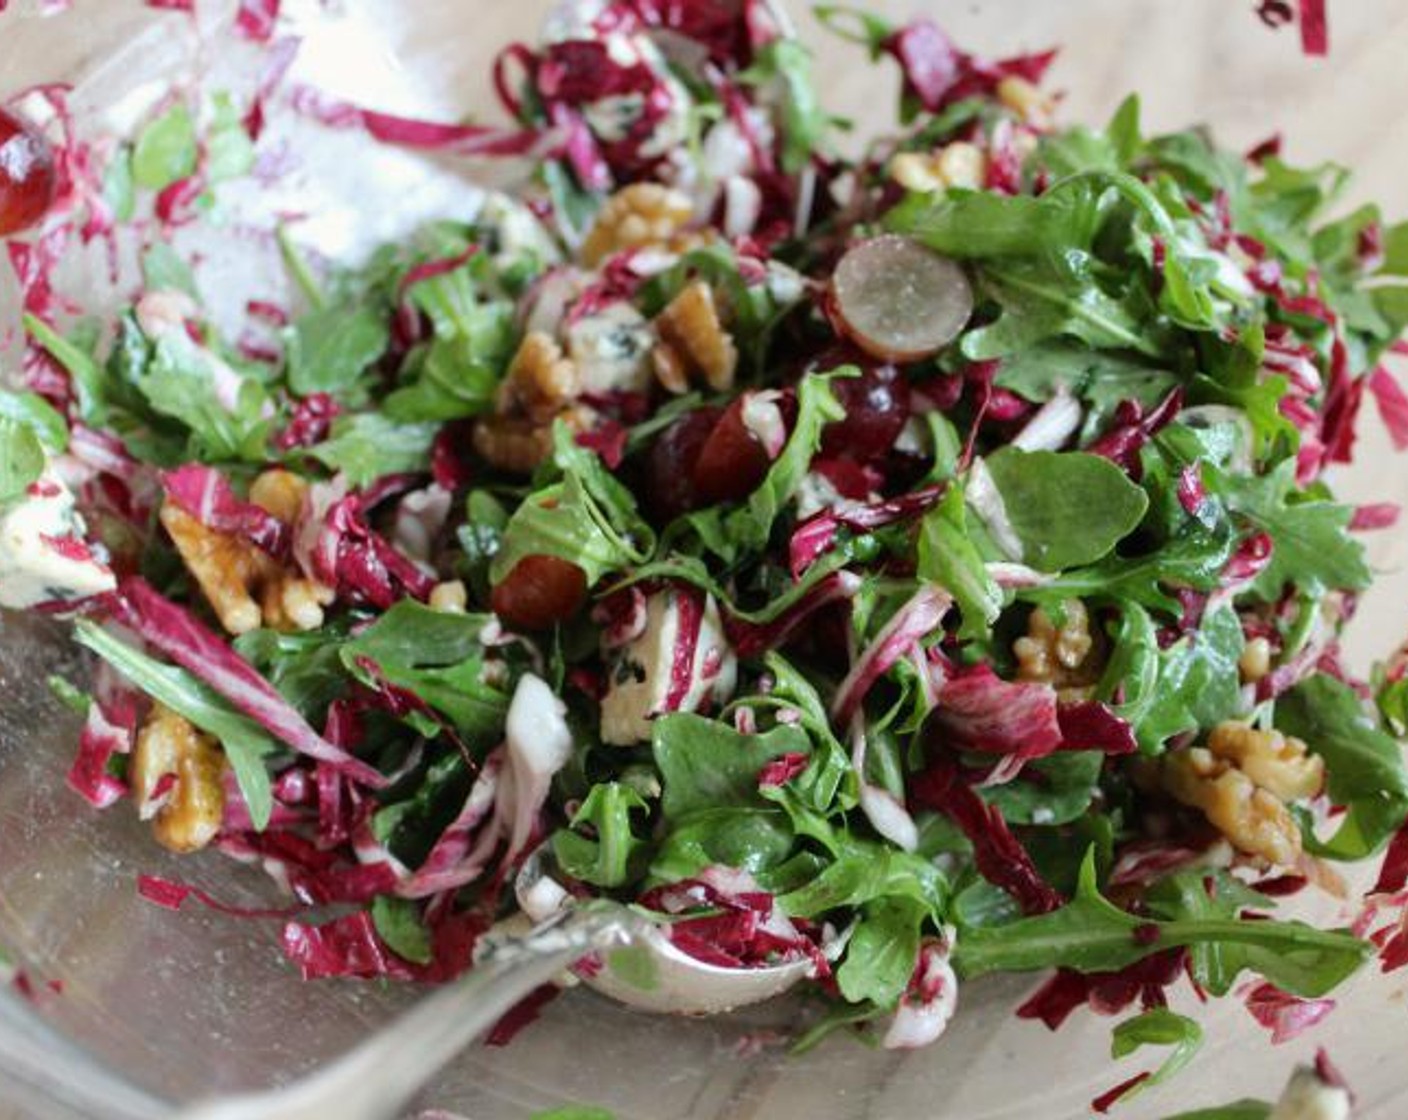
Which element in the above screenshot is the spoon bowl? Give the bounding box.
[514,848,816,1015]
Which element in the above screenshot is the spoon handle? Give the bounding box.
[176,908,630,1120]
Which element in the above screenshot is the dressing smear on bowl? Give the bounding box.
[0,0,1404,1114]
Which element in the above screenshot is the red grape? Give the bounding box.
[491,554,588,631]
[821,365,911,461]
[0,108,57,237]
[831,235,972,363]
[642,406,721,521]
[693,395,776,505]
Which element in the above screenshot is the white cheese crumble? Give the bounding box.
[566,302,656,394]
[0,472,115,610]
[600,588,737,745]
[1269,1070,1352,1120]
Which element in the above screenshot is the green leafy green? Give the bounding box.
[340,602,508,742]
[132,102,198,191]
[982,448,1149,571]
[1277,673,1408,859]
[653,713,811,822]
[0,417,47,503]
[74,621,277,829]
[287,307,390,396]
[309,414,438,486]
[916,484,1002,641]
[739,40,828,174]
[204,92,257,184]
[1108,1008,1203,1103]
[552,782,652,888]
[371,896,433,965]
[954,851,1370,995]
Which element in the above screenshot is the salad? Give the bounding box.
[1,0,1406,1112]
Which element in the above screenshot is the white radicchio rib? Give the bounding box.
[882,934,960,1050]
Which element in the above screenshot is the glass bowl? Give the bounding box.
[3,2,1407,1117]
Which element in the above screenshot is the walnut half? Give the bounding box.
[652,280,738,394]
[1013,599,1101,692]
[131,705,226,853]
[161,469,333,636]
[1158,721,1324,867]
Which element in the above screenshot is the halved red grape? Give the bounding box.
[491,554,588,631]
[0,108,57,237]
[821,365,911,460]
[693,394,776,506]
[831,235,972,363]
[642,406,721,520]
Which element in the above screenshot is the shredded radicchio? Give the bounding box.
[110,578,388,787]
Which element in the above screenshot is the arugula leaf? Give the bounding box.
[23,314,108,421]
[1103,1008,1204,1107]
[287,307,390,396]
[309,414,438,486]
[385,330,504,422]
[1276,673,1408,859]
[340,602,508,742]
[491,472,647,589]
[653,713,811,821]
[552,782,651,888]
[74,621,277,829]
[1108,1008,1203,1103]
[916,484,1002,641]
[994,342,1179,439]
[1128,603,1245,752]
[739,40,828,175]
[103,145,135,224]
[1211,459,1370,601]
[0,417,47,503]
[650,808,795,882]
[233,627,349,724]
[137,332,273,461]
[886,187,1103,259]
[0,392,67,455]
[954,850,1370,995]
[982,448,1149,571]
[204,92,256,184]
[132,102,198,191]
[1028,520,1234,618]
[962,251,1160,359]
[1157,1106,1270,1120]
[370,896,432,965]
[723,370,849,549]
[836,894,928,1007]
[982,752,1104,826]
[774,825,947,919]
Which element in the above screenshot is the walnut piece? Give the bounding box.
[498,331,581,423]
[651,280,738,394]
[996,76,1055,126]
[1206,720,1324,803]
[132,705,226,854]
[474,331,594,474]
[1014,599,1100,691]
[1158,717,1324,868]
[1161,746,1301,867]
[161,470,333,635]
[580,183,695,268]
[889,142,988,194]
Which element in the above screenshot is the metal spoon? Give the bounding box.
[172,886,812,1120]
[512,846,814,1015]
